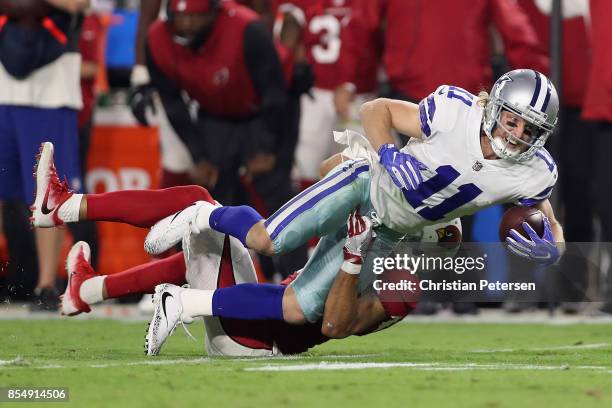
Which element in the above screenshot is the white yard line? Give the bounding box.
[1,358,610,373]
[470,342,612,353]
[0,355,383,370]
[87,358,212,368]
[244,362,612,372]
[0,357,211,370]
[231,353,385,362]
[0,357,27,366]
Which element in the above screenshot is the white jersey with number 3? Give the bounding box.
[338,85,557,234]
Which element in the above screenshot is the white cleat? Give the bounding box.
[144,200,217,255]
[30,141,74,228]
[145,284,194,356]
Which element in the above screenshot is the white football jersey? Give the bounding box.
[338,85,557,234]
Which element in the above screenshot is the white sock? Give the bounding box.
[58,194,83,223]
[80,276,106,305]
[195,203,216,231]
[180,288,214,318]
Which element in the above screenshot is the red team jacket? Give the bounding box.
[148,3,261,118]
[383,0,549,100]
[518,0,591,108]
[583,0,612,122]
[276,0,548,99]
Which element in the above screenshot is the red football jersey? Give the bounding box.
[273,0,377,92]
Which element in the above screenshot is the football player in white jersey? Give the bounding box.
[145,69,564,324]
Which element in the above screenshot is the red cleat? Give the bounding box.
[61,241,97,316]
[30,142,74,228]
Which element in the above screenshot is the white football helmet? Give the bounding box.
[483,69,559,162]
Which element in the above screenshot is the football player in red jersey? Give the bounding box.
[272,0,380,189]
[31,141,417,356]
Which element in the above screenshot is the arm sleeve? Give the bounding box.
[146,41,207,161]
[492,0,550,75]
[243,20,288,151]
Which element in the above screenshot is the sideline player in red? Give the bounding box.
[274,0,380,188]
[144,0,308,277]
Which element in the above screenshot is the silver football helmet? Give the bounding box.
[483,69,559,162]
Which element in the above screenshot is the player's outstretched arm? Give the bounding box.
[322,211,384,338]
[535,199,565,246]
[359,98,428,190]
[323,272,387,338]
[322,268,359,339]
[359,98,423,150]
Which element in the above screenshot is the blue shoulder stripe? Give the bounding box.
[536,149,556,173]
[419,99,432,137]
[426,94,436,122]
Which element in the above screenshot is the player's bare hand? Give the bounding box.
[245,153,276,177]
[189,160,219,188]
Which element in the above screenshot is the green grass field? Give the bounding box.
[1,320,611,407]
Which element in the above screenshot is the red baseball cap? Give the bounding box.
[168,0,212,13]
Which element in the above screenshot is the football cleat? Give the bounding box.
[145,284,195,356]
[61,241,96,316]
[30,142,74,228]
[144,200,215,255]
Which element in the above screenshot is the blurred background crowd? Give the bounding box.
[1,0,611,316]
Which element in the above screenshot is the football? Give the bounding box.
[499,206,545,241]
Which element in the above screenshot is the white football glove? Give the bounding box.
[342,211,373,274]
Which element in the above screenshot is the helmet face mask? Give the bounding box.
[483,70,558,162]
